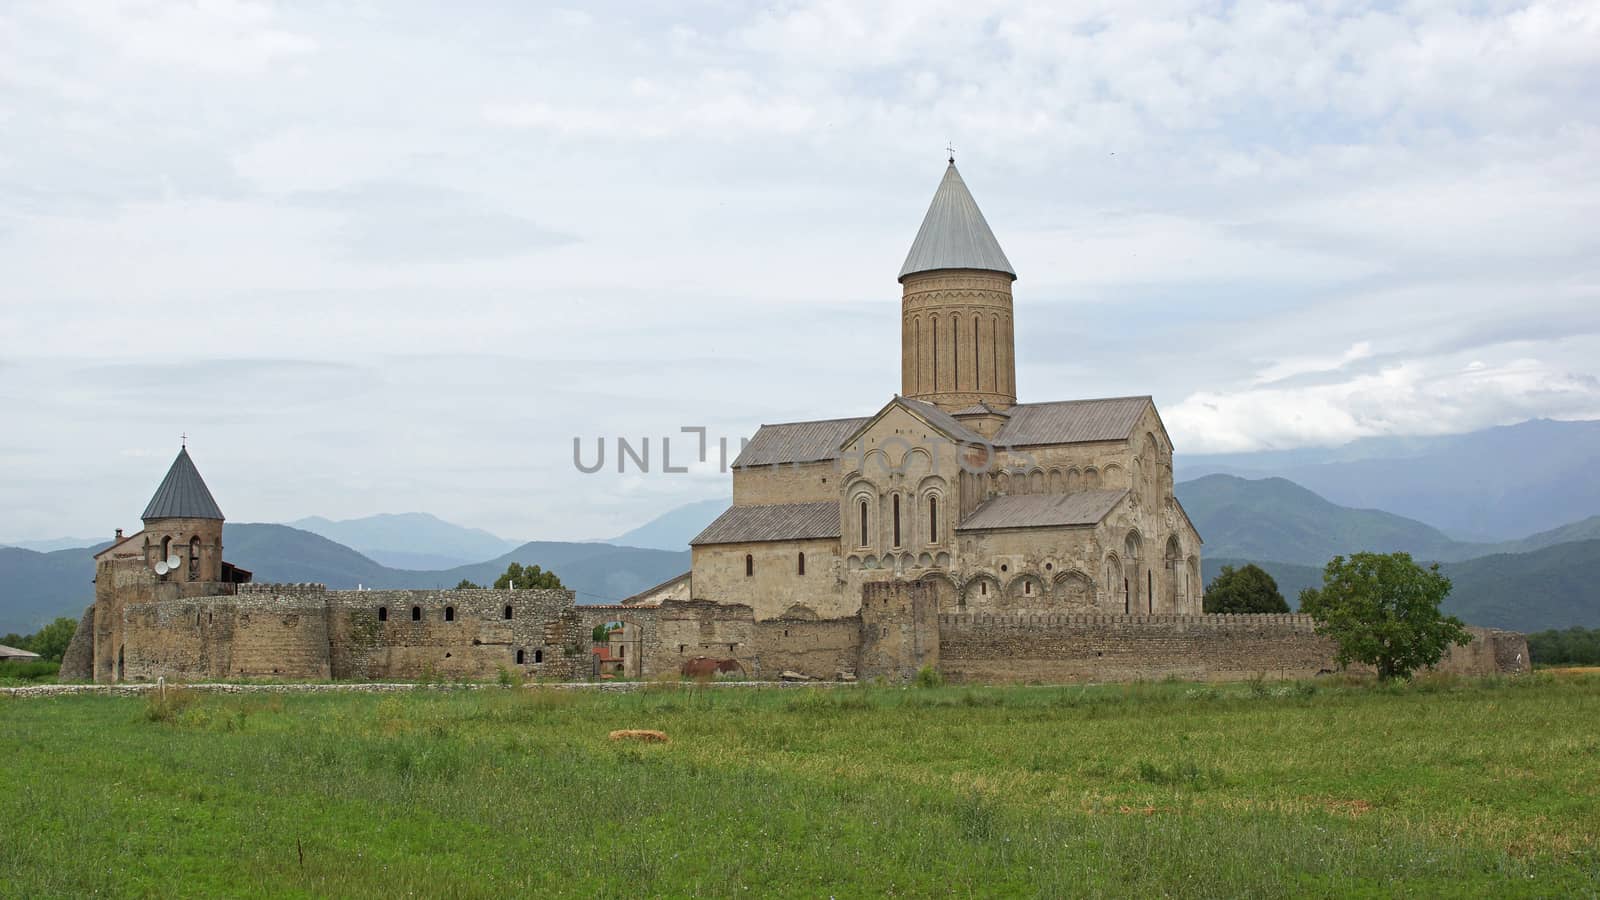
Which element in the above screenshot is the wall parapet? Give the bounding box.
[938,613,1318,630]
[238,583,327,596]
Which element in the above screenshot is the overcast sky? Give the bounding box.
[2,0,1598,542]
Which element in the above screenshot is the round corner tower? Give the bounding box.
[899,161,1018,412]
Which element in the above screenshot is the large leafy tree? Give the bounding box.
[1299,552,1472,680]
[1203,564,1289,614]
[492,562,563,591]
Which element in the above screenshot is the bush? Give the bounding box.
[144,688,198,723]
[914,665,944,688]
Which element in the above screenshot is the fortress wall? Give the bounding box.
[643,600,760,678]
[323,588,581,681]
[937,614,1527,683]
[121,591,331,681]
[754,616,861,680]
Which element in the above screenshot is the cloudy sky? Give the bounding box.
[2,0,1598,542]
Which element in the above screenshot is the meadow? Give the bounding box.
[2,675,1597,898]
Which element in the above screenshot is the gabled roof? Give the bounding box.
[899,162,1016,282]
[732,416,871,468]
[995,397,1152,447]
[690,502,840,546]
[142,447,224,521]
[839,396,988,450]
[956,490,1128,532]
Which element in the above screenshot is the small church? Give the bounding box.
[687,160,1203,621]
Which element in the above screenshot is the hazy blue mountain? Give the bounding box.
[605,498,730,551]
[1476,516,1600,557]
[1204,545,1600,633]
[1440,541,1600,632]
[287,512,520,568]
[0,525,688,634]
[1179,419,1600,541]
[0,544,107,634]
[1176,474,1465,565]
[0,537,106,553]
[228,525,688,605]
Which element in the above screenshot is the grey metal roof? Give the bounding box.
[952,401,1012,418]
[995,397,1151,446]
[690,502,841,546]
[141,447,224,521]
[900,397,989,445]
[956,490,1127,532]
[0,643,41,660]
[899,163,1016,282]
[732,417,871,467]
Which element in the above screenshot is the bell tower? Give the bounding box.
[899,159,1018,412]
[139,444,225,584]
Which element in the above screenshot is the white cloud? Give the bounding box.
[0,0,1596,538]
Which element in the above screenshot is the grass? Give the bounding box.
[0,659,59,684]
[2,675,1598,898]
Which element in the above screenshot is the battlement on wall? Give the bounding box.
[238,583,327,597]
[939,613,1317,630]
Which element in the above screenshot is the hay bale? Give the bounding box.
[608,729,669,743]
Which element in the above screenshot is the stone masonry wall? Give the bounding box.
[938,613,1529,683]
[325,587,582,681]
[754,615,861,680]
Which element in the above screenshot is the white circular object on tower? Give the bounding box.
[155,561,170,575]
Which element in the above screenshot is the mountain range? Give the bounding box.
[1178,418,1600,541]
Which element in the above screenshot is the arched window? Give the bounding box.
[534,649,543,663]
[1147,571,1153,614]
[973,315,981,390]
[952,314,960,388]
[378,607,388,622]
[445,606,456,622]
[159,536,172,576]
[928,496,938,543]
[516,649,525,665]
[745,554,754,577]
[189,536,201,580]
[503,605,513,620]
[411,606,421,621]
[932,318,939,387]
[892,494,901,547]
[797,552,806,576]
[981,581,988,596]
[858,500,869,547]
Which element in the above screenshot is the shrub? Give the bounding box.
[144,688,198,724]
[914,665,944,689]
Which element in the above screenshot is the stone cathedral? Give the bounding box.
[688,161,1204,620]
[62,160,1525,686]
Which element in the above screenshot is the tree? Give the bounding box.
[1298,552,1472,681]
[454,579,483,590]
[492,562,563,591]
[592,623,613,643]
[0,617,78,662]
[1203,564,1289,614]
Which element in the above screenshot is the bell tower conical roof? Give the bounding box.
[898,162,1016,282]
[141,446,224,521]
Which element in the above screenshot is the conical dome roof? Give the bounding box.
[898,162,1016,282]
[141,447,224,521]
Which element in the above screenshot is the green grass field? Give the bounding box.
[3,675,1598,898]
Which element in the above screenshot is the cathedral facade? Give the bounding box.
[689,162,1203,621]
